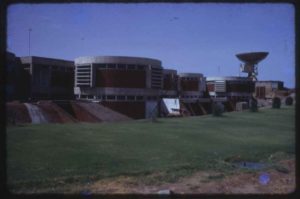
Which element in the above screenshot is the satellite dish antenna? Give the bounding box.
[236,52,268,80]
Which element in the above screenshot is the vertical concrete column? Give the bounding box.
[90,63,95,87]
[48,65,52,98]
[74,64,77,87]
[146,65,151,89]
[198,76,201,92]
[30,63,34,99]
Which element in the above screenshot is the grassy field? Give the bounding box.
[6,106,295,192]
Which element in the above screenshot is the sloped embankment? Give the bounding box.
[37,101,77,123]
[6,101,31,124]
[71,101,132,122]
[7,100,132,124]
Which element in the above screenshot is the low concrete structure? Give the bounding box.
[255,81,284,99]
[20,56,74,100]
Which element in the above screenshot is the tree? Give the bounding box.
[212,102,224,117]
[272,97,281,109]
[249,96,258,112]
[285,97,293,106]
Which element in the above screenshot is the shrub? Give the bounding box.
[249,97,258,112]
[212,102,224,117]
[272,97,281,109]
[285,97,293,106]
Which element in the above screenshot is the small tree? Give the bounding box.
[285,96,293,106]
[272,97,281,109]
[212,102,224,117]
[249,97,258,112]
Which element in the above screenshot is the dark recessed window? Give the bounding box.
[96,64,106,69]
[127,96,135,100]
[127,64,136,70]
[117,64,126,69]
[77,65,90,68]
[107,64,116,69]
[137,65,145,70]
[107,95,115,100]
[148,96,157,100]
[136,96,144,100]
[117,96,126,100]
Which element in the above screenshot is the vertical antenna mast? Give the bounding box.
[28,28,32,56]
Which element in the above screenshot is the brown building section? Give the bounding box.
[226,82,254,92]
[256,87,266,98]
[163,74,177,90]
[96,70,146,88]
[101,101,145,119]
[207,83,215,92]
[180,80,199,91]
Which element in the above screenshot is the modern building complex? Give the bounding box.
[6,51,292,121]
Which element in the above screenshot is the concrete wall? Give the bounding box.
[101,101,146,119]
[19,56,74,100]
[255,81,284,99]
[6,52,30,101]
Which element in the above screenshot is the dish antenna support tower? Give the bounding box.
[236,52,268,81]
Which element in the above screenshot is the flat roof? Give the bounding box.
[206,76,252,81]
[75,56,162,66]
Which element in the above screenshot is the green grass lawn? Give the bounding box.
[6,106,295,191]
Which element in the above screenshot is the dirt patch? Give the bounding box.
[74,158,295,194]
[11,159,295,194]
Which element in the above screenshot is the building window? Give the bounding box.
[117,95,126,100]
[147,96,157,100]
[117,64,126,69]
[107,64,116,69]
[127,96,135,100]
[137,65,145,70]
[96,64,106,69]
[136,96,144,101]
[107,95,116,100]
[127,64,136,70]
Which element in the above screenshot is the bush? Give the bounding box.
[272,97,281,109]
[249,97,258,112]
[212,102,224,117]
[285,97,293,106]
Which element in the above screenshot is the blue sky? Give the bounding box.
[7,3,295,87]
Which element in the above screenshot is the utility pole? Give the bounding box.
[28,28,32,56]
